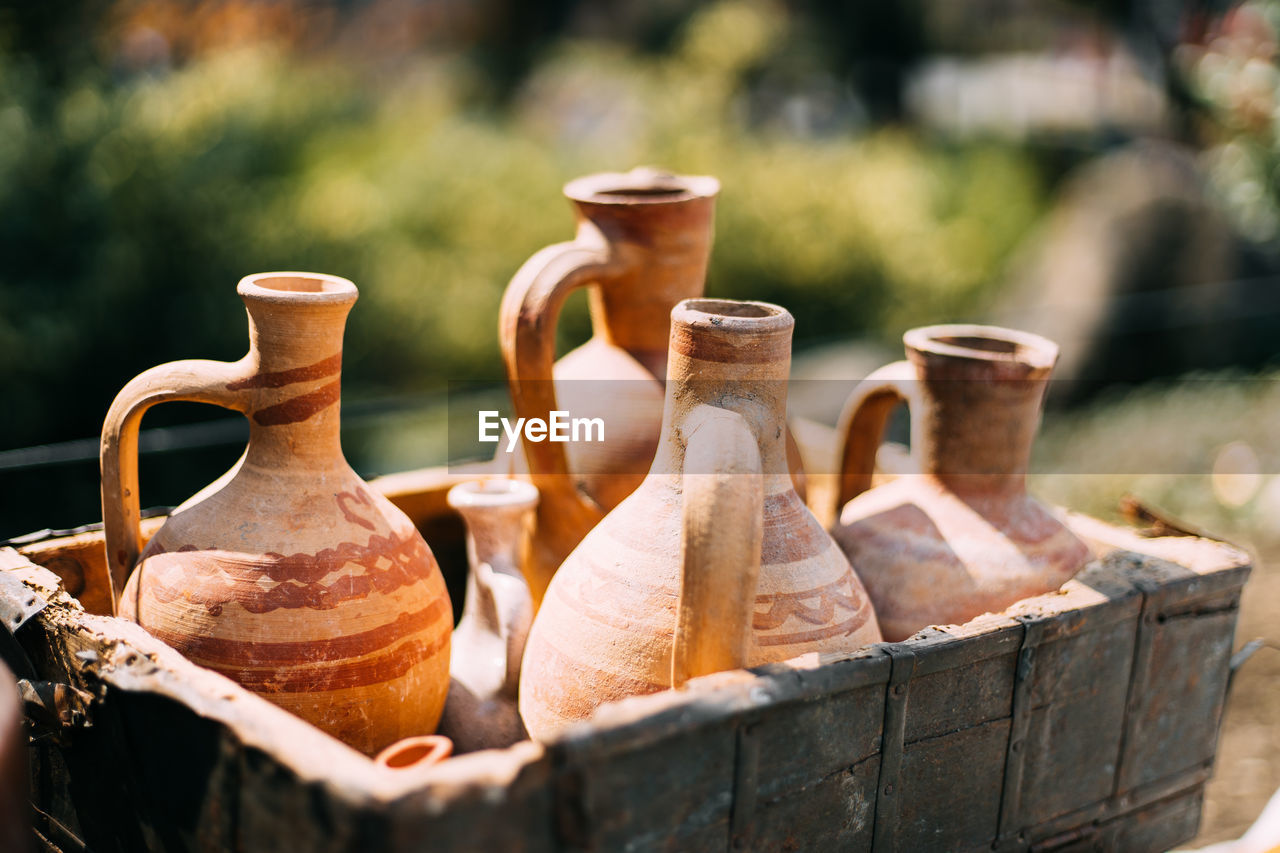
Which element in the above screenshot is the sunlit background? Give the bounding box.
[1,0,1278,843]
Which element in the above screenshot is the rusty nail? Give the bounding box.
[893,684,905,697]
[884,784,894,796]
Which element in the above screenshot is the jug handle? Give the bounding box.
[100,358,254,614]
[499,239,621,511]
[672,406,763,687]
[833,360,917,519]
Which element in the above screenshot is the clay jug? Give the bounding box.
[499,168,719,606]
[519,299,881,741]
[438,479,537,752]
[101,273,453,756]
[831,324,1090,642]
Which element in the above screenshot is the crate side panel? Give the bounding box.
[1020,689,1128,826]
[1016,617,1136,827]
[1027,617,1135,709]
[565,723,735,852]
[1093,787,1204,853]
[1121,610,1236,791]
[747,755,877,852]
[903,651,1016,744]
[896,717,1010,851]
[754,683,883,802]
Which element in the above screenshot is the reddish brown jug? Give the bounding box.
[101,273,452,756]
[831,324,1090,642]
[519,299,881,741]
[499,168,719,606]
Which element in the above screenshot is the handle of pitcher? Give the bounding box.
[100,358,252,614]
[833,360,918,521]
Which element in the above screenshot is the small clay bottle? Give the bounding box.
[101,273,453,755]
[438,479,538,752]
[831,324,1090,641]
[519,299,880,741]
[374,735,453,770]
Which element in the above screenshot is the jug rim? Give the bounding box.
[447,478,540,510]
[904,323,1057,369]
[565,168,719,205]
[238,272,358,305]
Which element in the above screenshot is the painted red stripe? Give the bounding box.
[218,631,450,693]
[226,353,342,390]
[147,599,449,664]
[252,380,341,426]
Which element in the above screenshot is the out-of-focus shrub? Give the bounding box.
[0,0,1046,461]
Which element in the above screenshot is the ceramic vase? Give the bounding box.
[519,299,881,741]
[831,324,1090,642]
[438,479,537,752]
[101,273,452,756]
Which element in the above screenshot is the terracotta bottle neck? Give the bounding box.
[568,173,717,362]
[237,286,355,471]
[912,364,1050,495]
[652,300,794,482]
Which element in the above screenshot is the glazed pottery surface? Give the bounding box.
[439,479,537,752]
[499,168,719,604]
[101,273,452,756]
[520,299,881,741]
[832,324,1090,642]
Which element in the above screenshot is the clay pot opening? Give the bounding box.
[565,171,719,205]
[447,478,539,510]
[374,735,453,770]
[597,186,688,198]
[238,272,357,304]
[674,299,792,333]
[905,324,1057,370]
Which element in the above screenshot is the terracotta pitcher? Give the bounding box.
[519,299,881,741]
[101,273,453,756]
[499,168,719,606]
[438,479,537,752]
[831,324,1090,642]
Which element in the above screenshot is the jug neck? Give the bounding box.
[235,273,356,471]
[566,170,719,361]
[905,325,1057,496]
[652,299,794,486]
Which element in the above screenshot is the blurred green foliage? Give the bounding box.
[0,0,1047,531]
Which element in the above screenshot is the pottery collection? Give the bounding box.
[101,273,453,756]
[89,171,1089,765]
[831,325,1091,642]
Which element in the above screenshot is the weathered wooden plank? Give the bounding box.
[746,755,878,852]
[1118,609,1237,792]
[896,717,1011,852]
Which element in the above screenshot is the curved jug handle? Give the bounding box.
[833,360,918,519]
[671,406,764,687]
[499,240,622,506]
[100,358,254,614]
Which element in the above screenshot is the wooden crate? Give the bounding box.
[0,490,1249,853]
